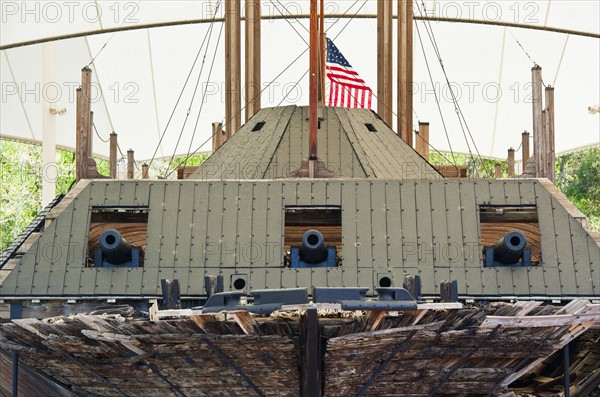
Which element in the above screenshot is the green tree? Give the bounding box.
[557,147,600,230]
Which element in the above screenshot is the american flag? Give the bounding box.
[326,38,373,109]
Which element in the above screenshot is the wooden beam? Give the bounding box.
[531,65,543,177]
[109,132,117,178]
[398,0,413,145]
[507,148,515,177]
[522,131,530,166]
[309,0,318,160]
[211,122,225,151]
[245,0,261,122]
[225,0,241,135]
[416,122,429,159]
[377,0,393,126]
[230,310,259,335]
[127,149,134,179]
[545,86,555,183]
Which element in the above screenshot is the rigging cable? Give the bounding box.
[413,6,458,169]
[180,18,226,176]
[163,5,224,175]
[269,0,309,45]
[147,0,223,170]
[416,1,484,173]
[507,28,538,66]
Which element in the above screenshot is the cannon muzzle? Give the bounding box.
[98,229,134,265]
[493,230,526,265]
[299,229,328,264]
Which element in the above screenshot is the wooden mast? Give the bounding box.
[245,0,261,121]
[309,0,318,160]
[531,65,543,177]
[398,0,414,145]
[225,0,241,135]
[377,0,393,126]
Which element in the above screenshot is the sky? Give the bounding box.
[1,0,599,164]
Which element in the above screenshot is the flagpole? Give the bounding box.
[309,0,319,160]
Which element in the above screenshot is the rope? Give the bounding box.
[92,123,109,143]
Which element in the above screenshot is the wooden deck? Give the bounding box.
[1,301,598,396]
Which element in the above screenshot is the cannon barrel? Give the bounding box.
[493,230,527,265]
[299,229,328,264]
[98,229,133,265]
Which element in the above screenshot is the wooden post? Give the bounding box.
[377,0,393,126]
[531,65,543,177]
[245,0,261,122]
[541,109,547,178]
[416,122,429,159]
[398,0,413,145]
[211,122,225,151]
[225,0,241,135]
[88,110,94,157]
[109,132,117,179]
[301,308,321,397]
[507,148,515,177]
[521,131,530,166]
[76,67,92,181]
[204,275,224,297]
[440,280,458,303]
[141,164,149,179]
[127,149,134,179]
[403,274,421,301]
[495,163,502,179]
[309,0,318,160]
[545,86,555,183]
[160,279,181,310]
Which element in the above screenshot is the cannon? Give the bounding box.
[485,230,532,267]
[290,229,337,268]
[93,229,140,267]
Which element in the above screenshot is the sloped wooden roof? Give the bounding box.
[191,106,440,180]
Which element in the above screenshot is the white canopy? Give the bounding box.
[1,0,599,162]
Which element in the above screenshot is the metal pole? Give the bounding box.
[563,343,570,397]
[309,0,318,160]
